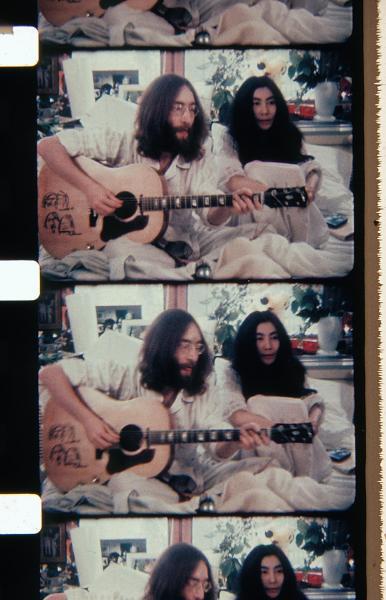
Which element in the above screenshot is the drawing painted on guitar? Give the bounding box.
[39,281,356,515]
[37,47,355,282]
[38,1,353,48]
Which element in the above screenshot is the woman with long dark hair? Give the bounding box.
[143,543,216,600]
[217,310,332,481]
[236,544,308,600]
[231,310,308,400]
[228,76,307,166]
[216,76,328,249]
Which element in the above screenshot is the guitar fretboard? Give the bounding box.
[138,194,235,212]
[118,422,313,448]
[135,187,307,212]
[147,428,241,445]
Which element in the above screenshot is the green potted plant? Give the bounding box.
[287,49,350,119]
[295,519,351,587]
[290,285,346,353]
[202,50,246,122]
[213,518,255,592]
[204,284,249,358]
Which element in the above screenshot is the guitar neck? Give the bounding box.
[138,187,307,212]
[119,422,314,447]
[147,428,241,445]
[139,193,235,212]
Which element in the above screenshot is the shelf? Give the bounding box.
[297,120,352,145]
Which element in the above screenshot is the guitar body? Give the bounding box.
[42,388,172,492]
[40,0,157,27]
[42,386,314,493]
[38,157,167,259]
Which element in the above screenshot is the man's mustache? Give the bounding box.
[180,361,196,369]
[173,126,191,133]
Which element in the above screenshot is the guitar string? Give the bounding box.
[121,424,313,441]
[119,187,306,212]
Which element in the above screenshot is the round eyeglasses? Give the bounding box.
[186,577,212,593]
[177,340,205,355]
[171,102,199,117]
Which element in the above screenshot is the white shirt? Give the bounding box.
[211,125,329,248]
[57,355,232,490]
[214,358,325,421]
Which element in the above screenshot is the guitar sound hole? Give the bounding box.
[114,191,137,220]
[120,424,143,452]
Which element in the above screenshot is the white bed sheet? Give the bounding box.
[38,1,352,47]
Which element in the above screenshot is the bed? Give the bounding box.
[38,0,353,48]
[40,331,355,515]
[39,96,354,282]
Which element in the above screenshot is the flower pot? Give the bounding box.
[322,549,347,588]
[314,81,338,121]
[317,316,341,353]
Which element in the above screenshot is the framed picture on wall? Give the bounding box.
[37,55,59,95]
[40,524,66,563]
[38,290,62,330]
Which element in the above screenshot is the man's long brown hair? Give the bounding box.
[143,543,216,600]
[135,74,208,161]
[138,309,212,396]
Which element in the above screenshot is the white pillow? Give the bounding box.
[80,95,138,133]
[84,330,143,366]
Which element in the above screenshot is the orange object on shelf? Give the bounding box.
[303,338,319,354]
[299,103,315,119]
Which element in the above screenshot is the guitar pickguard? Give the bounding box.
[105,448,155,475]
[101,215,150,242]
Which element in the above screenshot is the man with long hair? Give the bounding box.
[40,308,265,509]
[143,543,216,600]
[38,73,260,273]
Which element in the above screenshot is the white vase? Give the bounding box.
[317,316,341,353]
[314,81,338,121]
[322,549,347,588]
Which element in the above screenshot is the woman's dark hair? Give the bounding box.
[139,309,212,396]
[135,74,208,161]
[228,76,305,165]
[231,311,306,399]
[143,543,216,600]
[236,544,308,600]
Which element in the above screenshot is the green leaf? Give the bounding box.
[228,310,239,321]
[287,65,296,79]
[297,520,308,535]
[221,558,234,577]
[291,299,299,313]
[223,77,236,87]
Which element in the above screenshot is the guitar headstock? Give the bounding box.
[271,422,314,444]
[264,186,308,209]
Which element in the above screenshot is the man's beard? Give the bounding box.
[169,360,198,394]
[163,124,196,160]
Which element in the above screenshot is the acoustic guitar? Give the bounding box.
[38,156,308,259]
[42,387,314,492]
[39,0,157,27]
